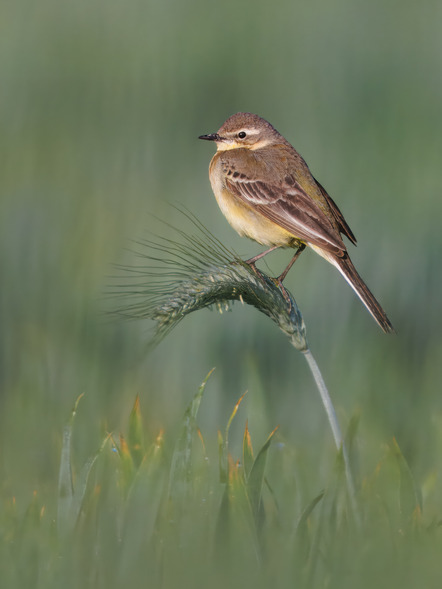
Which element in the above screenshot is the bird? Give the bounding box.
[199,112,394,333]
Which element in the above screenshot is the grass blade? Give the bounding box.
[391,437,422,524]
[71,434,111,523]
[247,426,279,518]
[128,395,145,469]
[57,394,83,537]
[218,392,247,484]
[168,369,214,501]
[243,421,254,481]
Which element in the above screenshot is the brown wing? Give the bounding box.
[314,178,357,245]
[225,174,347,256]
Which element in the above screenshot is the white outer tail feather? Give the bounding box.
[309,244,394,333]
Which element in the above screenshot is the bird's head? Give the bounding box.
[199,112,285,151]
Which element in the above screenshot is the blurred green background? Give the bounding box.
[1,0,442,554]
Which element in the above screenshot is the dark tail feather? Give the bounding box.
[334,254,395,334]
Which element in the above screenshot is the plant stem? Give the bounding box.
[301,347,360,526]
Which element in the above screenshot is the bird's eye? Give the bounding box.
[238,131,247,139]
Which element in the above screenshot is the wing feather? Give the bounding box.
[314,178,357,245]
[225,175,346,255]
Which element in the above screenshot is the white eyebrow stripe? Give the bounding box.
[242,129,260,135]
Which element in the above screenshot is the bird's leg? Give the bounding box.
[245,245,280,272]
[277,244,306,283]
[243,246,280,285]
[243,244,306,301]
[276,244,306,302]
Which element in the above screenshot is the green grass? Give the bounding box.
[2,373,440,589]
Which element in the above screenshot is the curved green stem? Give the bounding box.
[301,347,360,526]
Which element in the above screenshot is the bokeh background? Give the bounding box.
[1,0,442,509]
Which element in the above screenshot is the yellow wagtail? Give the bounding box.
[199,112,394,333]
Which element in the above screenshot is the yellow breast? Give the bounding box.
[207,150,300,247]
[208,161,294,248]
[216,188,294,247]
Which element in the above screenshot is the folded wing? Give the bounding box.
[225,174,347,256]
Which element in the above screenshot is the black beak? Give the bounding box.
[198,133,221,141]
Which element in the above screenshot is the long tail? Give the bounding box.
[310,245,395,334]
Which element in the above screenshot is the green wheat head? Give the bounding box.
[111,213,307,351]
